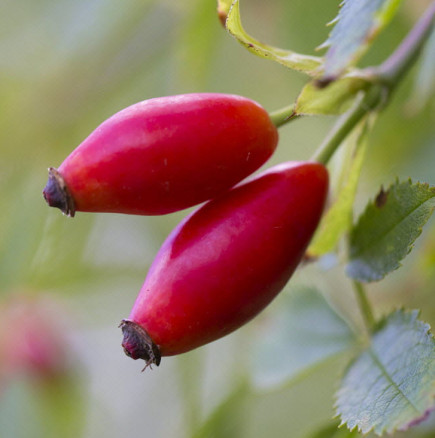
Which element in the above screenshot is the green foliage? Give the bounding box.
[319,0,404,79]
[347,180,435,282]
[2,0,435,437]
[249,288,355,389]
[309,120,370,256]
[336,310,435,435]
[295,76,370,116]
[225,0,323,75]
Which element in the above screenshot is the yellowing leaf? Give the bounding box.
[309,120,370,256]
[226,0,323,75]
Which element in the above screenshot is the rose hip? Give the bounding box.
[120,161,329,368]
[43,93,278,216]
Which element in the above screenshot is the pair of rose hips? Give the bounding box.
[43,93,328,368]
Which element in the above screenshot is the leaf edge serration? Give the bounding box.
[346,178,435,282]
[334,309,435,436]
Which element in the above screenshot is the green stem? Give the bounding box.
[268,103,298,128]
[371,0,435,89]
[311,86,382,165]
[353,281,376,333]
[270,2,434,148]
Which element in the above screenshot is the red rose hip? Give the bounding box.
[120,161,329,368]
[43,93,278,216]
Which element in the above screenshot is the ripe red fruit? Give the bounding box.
[43,93,278,217]
[120,161,329,368]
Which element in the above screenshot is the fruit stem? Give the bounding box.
[268,103,298,128]
[311,86,382,165]
[353,281,376,333]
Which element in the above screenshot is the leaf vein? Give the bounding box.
[351,194,435,258]
[368,347,420,413]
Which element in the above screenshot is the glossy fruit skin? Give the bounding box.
[121,161,329,367]
[43,93,278,216]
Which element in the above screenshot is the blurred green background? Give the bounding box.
[0,0,434,437]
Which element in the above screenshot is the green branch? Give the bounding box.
[269,2,435,166]
[353,281,376,333]
[371,0,435,89]
[311,86,382,165]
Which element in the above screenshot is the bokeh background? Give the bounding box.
[0,0,434,437]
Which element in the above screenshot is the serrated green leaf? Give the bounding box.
[226,0,323,76]
[249,288,355,390]
[295,76,370,115]
[347,180,435,282]
[319,0,403,79]
[308,120,369,256]
[336,310,435,436]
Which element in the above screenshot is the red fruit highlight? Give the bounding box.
[43,93,278,217]
[120,161,329,368]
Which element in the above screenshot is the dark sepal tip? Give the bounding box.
[120,319,161,369]
[43,167,76,217]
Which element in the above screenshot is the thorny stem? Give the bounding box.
[353,281,376,333]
